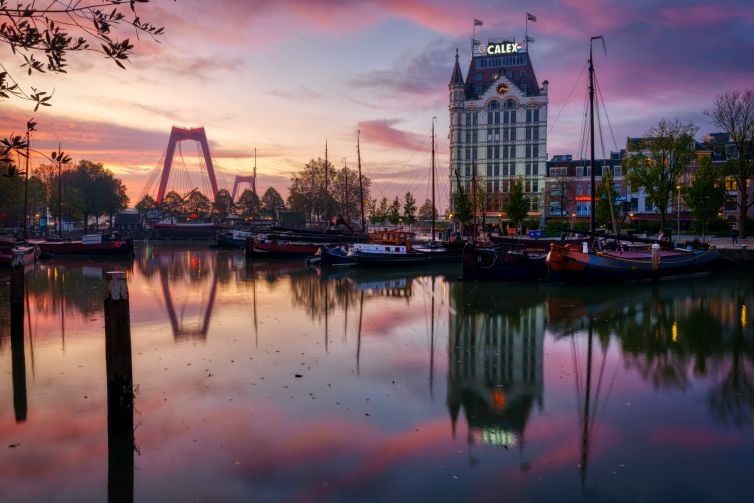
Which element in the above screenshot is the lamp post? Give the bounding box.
[676,184,681,243]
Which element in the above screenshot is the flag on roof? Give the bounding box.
[527,13,537,22]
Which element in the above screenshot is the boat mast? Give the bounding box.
[324,140,328,222]
[588,36,604,233]
[589,40,596,232]
[431,118,436,246]
[357,130,366,232]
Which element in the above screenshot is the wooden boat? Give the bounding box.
[151,217,218,237]
[546,241,720,283]
[32,232,134,258]
[247,234,321,257]
[0,239,40,267]
[215,229,252,249]
[461,242,547,281]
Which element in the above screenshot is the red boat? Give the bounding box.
[247,235,320,257]
[32,232,134,258]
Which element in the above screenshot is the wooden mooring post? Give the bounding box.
[10,251,27,422]
[104,271,134,503]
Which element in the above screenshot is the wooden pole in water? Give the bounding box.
[10,251,27,422]
[104,271,134,503]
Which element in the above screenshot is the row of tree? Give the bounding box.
[0,157,129,233]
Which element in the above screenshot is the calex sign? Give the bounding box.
[480,42,522,55]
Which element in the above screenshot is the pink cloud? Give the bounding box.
[358,119,425,151]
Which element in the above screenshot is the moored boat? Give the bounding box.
[151,217,218,238]
[545,241,720,283]
[462,242,547,281]
[0,239,40,267]
[247,234,321,257]
[216,229,252,249]
[32,232,134,258]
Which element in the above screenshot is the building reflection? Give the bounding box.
[446,282,546,457]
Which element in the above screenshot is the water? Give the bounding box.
[1,245,753,502]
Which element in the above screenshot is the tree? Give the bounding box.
[161,190,184,218]
[387,196,401,225]
[261,187,285,220]
[504,177,530,232]
[684,156,726,241]
[625,119,698,236]
[402,192,417,227]
[287,157,336,222]
[706,89,754,237]
[184,191,212,220]
[547,176,578,222]
[212,188,234,221]
[66,159,125,231]
[237,189,261,222]
[452,191,473,233]
[0,1,165,111]
[136,194,157,215]
[595,168,620,232]
[332,165,371,225]
[418,198,437,221]
[370,197,388,225]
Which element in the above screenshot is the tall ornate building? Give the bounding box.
[449,40,548,223]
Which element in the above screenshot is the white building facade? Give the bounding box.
[449,41,548,223]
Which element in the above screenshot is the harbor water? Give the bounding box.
[1,244,753,501]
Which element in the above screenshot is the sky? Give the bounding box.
[2,0,754,211]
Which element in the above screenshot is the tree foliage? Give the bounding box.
[625,119,698,235]
[402,192,416,226]
[236,189,260,221]
[595,168,620,232]
[184,191,211,220]
[387,196,401,225]
[0,0,165,111]
[261,187,285,219]
[706,89,754,237]
[504,177,530,230]
[288,158,370,224]
[452,191,473,230]
[684,156,727,241]
[418,198,437,221]
[212,188,234,220]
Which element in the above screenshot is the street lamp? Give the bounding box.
[676,184,681,243]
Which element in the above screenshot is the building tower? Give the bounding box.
[448,38,548,228]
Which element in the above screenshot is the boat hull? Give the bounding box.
[247,237,320,257]
[34,238,134,258]
[0,243,39,267]
[546,243,721,283]
[462,243,547,281]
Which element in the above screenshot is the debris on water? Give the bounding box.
[295,374,303,378]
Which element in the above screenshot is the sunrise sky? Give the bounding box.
[2,0,754,210]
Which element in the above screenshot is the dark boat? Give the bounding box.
[461,242,547,281]
[247,234,322,257]
[32,232,134,258]
[0,239,40,267]
[151,217,218,238]
[546,241,720,283]
[215,229,252,249]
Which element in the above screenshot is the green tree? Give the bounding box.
[418,198,437,221]
[288,157,336,222]
[452,191,473,233]
[402,192,417,226]
[261,187,286,220]
[595,168,619,232]
[161,191,184,218]
[371,197,388,225]
[684,156,727,241]
[136,195,157,215]
[625,119,698,236]
[332,165,371,225]
[66,159,125,231]
[504,177,530,232]
[706,89,754,237]
[184,191,212,220]
[387,197,401,225]
[237,189,261,222]
[212,188,234,221]
[0,1,165,111]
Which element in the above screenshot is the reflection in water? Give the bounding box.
[447,281,545,466]
[2,249,754,500]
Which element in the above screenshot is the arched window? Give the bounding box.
[504,99,516,109]
[488,100,500,110]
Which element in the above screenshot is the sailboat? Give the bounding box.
[545,38,720,283]
[349,119,462,267]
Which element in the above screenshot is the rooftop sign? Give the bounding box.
[480,42,522,56]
